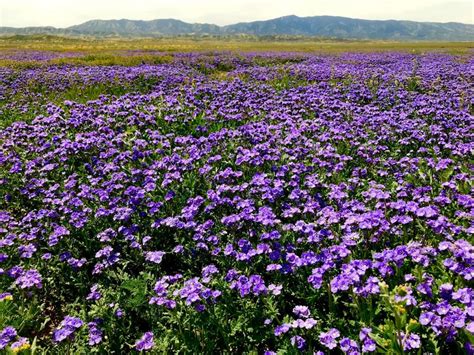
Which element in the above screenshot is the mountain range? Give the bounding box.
[1,15,473,41]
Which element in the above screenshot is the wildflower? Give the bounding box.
[88,321,103,346]
[401,332,421,351]
[10,337,30,353]
[291,335,306,349]
[135,332,154,351]
[293,305,311,318]
[0,293,13,301]
[87,284,102,301]
[0,327,17,349]
[274,324,290,336]
[319,328,340,349]
[52,316,83,343]
[145,251,165,264]
[15,269,42,289]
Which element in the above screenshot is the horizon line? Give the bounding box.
[2,14,473,29]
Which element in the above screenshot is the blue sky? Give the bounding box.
[1,0,472,27]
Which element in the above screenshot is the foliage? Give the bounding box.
[0,50,473,354]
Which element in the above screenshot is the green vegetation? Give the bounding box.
[0,35,472,68]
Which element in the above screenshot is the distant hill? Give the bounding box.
[1,15,473,40]
[0,26,70,36]
[224,16,474,40]
[68,19,221,36]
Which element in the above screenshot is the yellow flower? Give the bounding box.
[11,339,30,353]
[395,305,406,314]
[409,319,418,325]
[3,295,13,301]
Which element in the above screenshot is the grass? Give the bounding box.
[0,35,472,68]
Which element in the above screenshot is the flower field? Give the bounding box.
[0,50,473,354]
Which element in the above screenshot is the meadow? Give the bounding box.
[0,37,473,354]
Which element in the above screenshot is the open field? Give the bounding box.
[0,35,473,67]
[0,42,473,353]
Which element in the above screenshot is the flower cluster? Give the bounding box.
[53,316,84,343]
[0,50,472,353]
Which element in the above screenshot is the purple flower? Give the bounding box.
[113,207,133,221]
[465,342,474,355]
[52,328,72,343]
[363,339,376,352]
[293,305,310,318]
[274,324,290,336]
[53,316,83,343]
[63,316,83,329]
[319,328,340,349]
[291,335,306,349]
[359,327,371,342]
[340,337,359,352]
[42,253,52,260]
[0,326,17,349]
[18,244,36,258]
[195,303,206,312]
[466,322,474,334]
[401,332,421,351]
[135,331,154,351]
[268,284,282,295]
[415,206,438,218]
[419,312,436,326]
[1,50,473,354]
[439,283,453,300]
[88,321,103,346]
[145,251,165,264]
[202,264,219,281]
[87,284,102,301]
[173,245,184,253]
[15,269,42,289]
[302,318,317,329]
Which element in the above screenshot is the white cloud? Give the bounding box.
[0,0,472,28]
